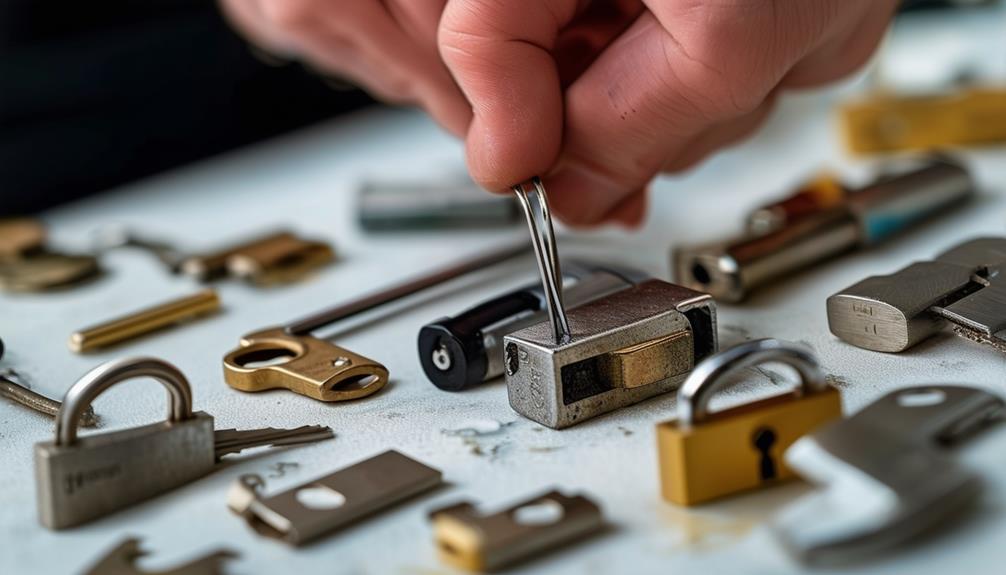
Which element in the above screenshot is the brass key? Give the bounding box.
[223,242,528,402]
[0,217,101,292]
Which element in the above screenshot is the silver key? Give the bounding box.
[34,357,333,530]
[214,425,334,459]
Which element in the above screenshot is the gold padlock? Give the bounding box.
[656,339,842,506]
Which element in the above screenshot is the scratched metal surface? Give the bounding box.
[3,8,1006,575]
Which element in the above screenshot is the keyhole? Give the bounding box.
[752,427,778,481]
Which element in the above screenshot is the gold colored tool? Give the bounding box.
[69,289,221,353]
[0,218,47,259]
[429,490,604,572]
[840,87,1006,154]
[657,339,842,506]
[180,231,335,285]
[222,327,388,401]
[0,217,102,292]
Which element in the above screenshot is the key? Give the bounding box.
[213,425,335,459]
[223,241,529,402]
[34,357,334,529]
[0,340,98,426]
[96,227,334,285]
[828,237,1006,354]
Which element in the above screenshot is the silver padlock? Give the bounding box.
[503,179,718,428]
[35,357,215,529]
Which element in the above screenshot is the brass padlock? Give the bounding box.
[656,339,842,506]
[35,358,215,529]
[222,327,388,401]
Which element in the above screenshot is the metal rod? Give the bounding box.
[285,241,528,335]
[513,177,571,344]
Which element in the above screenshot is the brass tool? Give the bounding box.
[228,450,442,546]
[69,289,221,353]
[656,339,842,506]
[429,489,604,572]
[675,157,974,303]
[97,228,334,286]
[223,242,528,402]
[0,217,101,292]
[80,537,237,575]
[35,357,334,529]
[503,178,718,429]
[840,87,1006,155]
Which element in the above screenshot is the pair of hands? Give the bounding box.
[221,0,897,226]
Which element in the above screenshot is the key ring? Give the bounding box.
[513,177,571,344]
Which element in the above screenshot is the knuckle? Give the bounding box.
[260,0,316,31]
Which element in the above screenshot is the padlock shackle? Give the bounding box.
[677,339,825,425]
[55,357,193,446]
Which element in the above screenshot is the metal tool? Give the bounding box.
[429,489,604,572]
[773,385,1005,565]
[0,337,98,426]
[35,357,334,529]
[674,157,974,303]
[746,172,847,235]
[69,289,221,353]
[503,178,718,429]
[656,339,842,506]
[228,450,442,546]
[840,87,1006,155]
[828,236,1006,354]
[97,228,335,285]
[0,217,101,292]
[358,179,520,230]
[81,538,237,575]
[418,262,650,391]
[223,242,528,401]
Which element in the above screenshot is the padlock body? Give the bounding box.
[657,388,841,506]
[504,280,717,429]
[35,412,215,529]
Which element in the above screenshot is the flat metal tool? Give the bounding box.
[503,178,717,428]
[0,217,101,292]
[223,242,528,401]
[828,237,1006,353]
[69,289,221,353]
[35,357,334,529]
[429,489,604,572]
[81,538,237,575]
[96,228,335,286]
[773,385,1005,565]
[228,450,442,546]
[358,179,520,230]
[418,262,650,391]
[674,157,974,302]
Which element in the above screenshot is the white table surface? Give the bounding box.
[3,7,1006,575]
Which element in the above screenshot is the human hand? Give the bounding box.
[439,0,899,226]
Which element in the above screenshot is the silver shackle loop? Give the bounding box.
[55,357,194,446]
[676,339,825,426]
[513,177,572,345]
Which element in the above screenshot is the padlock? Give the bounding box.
[656,339,842,506]
[35,358,215,529]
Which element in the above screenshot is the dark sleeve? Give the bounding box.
[0,0,374,213]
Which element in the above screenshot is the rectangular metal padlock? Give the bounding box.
[504,279,717,429]
[36,414,215,530]
[656,340,842,506]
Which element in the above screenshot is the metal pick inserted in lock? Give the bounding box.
[656,339,842,506]
[35,357,334,529]
[503,178,718,429]
[773,385,1005,565]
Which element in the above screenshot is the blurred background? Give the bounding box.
[1,0,1003,214]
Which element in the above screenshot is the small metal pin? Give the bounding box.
[69,289,221,353]
[513,177,571,345]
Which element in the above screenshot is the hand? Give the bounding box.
[218,0,471,136]
[439,0,899,226]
